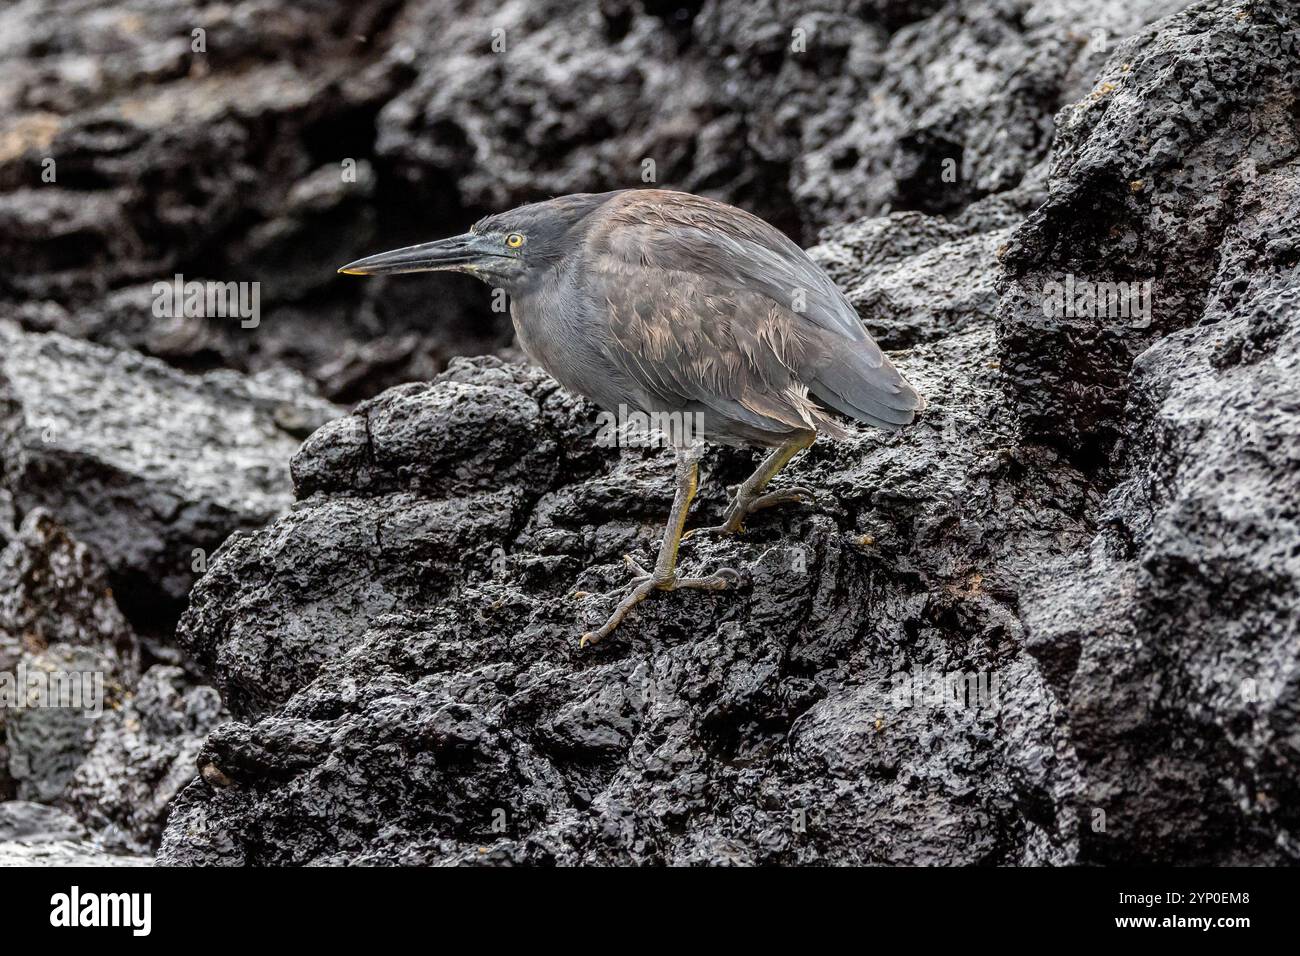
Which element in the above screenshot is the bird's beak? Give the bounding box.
[337,232,493,276]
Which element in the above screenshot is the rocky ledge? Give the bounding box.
[156,0,1299,865]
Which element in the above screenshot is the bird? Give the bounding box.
[338,189,924,647]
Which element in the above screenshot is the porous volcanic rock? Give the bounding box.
[162,317,1099,865]
[998,0,1300,464]
[0,323,318,853]
[0,801,150,866]
[1002,0,1300,864]
[380,0,1186,237]
[0,508,224,854]
[158,0,1299,866]
[0,322,340,630]
[1,510,137,805]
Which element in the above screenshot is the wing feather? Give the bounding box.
[586,190,925,437]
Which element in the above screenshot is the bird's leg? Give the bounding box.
[579,444,738,647]
[686,432,816,539]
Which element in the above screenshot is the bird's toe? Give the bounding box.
[683,520,741,541]
[749,485,816,511]
[674,566,742,590]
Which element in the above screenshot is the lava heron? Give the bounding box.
[339,189,924,646]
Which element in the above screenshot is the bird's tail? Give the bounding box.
[809,347,925,430]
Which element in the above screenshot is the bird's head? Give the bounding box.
[337,192,612,296]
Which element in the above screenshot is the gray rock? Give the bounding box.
[382,0,1184,237]
[809,203,1024,348]
[0,0,501,401]
[0,510,136,673]
[0,794,151,866]
[0,444,232,852]
[0,509,135,804]
[0,800,85,841]
[997,0,1300,463]
[0,322,340,629]
[64,665,224,854]
[161,324,1099,865]
[1007,0,1300,863]
[4,643,122,804]
[0,838,153,867]
[0,489,14,541]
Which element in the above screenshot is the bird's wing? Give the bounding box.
[587,190,924,429]
[591,264,840,440]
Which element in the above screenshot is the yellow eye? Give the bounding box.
[506,233,525,249]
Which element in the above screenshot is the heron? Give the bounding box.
[339,189,924,646]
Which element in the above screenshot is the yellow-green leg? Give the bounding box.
[685,431,816,539]
[579,446,738,648]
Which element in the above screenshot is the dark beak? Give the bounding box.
[337,232,491,276]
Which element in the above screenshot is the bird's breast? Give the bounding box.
[510,293,628,413]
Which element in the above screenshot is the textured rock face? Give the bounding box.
[998,0,1300,465]
[808,186,1042,349]
[380,0,1186,235]
[1,510,137,805]
[0,278,332,859]
[155,0,1300,866]
[0,0,500,402]
[0,0,1293,867]
[0,322,339,628]
[0,507,225,854]
[1003,0,1300,862]
[170,329,1092,865]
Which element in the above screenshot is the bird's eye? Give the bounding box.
[506,233,525,249]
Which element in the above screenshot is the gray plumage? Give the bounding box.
[340,188,923,447]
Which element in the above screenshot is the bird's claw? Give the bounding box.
[623,553,651,580]
[578,566,741,648]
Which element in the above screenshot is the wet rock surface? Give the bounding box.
[165,326,1094,865]
[1,253,328,859]
[998,0,1300,466]
[0,506,226,858]
[150,0,1300,866]
[1002,0,1300,862]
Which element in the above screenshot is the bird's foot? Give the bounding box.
[578,555,739,648]
[684,485,817,540]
